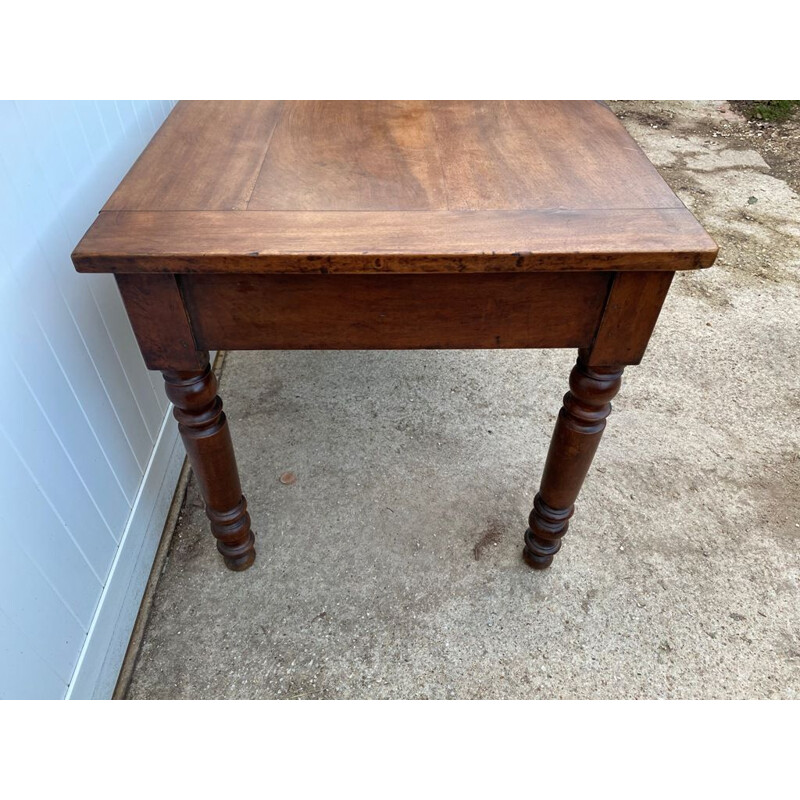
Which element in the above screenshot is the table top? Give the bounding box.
[73,101,717,274]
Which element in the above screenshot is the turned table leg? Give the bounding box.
[524,354,624,569]
[163,361,256,571]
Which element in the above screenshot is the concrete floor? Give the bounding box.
[125,101,800,699]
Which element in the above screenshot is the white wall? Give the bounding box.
[0,101,183,698]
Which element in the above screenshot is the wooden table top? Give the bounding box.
[73,101,717,274]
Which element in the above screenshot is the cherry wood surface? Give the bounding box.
[72,101,717,275]
[181,272,610,351]
[72,101,718,572]
[104,101,284,212]
[74,208,714,274]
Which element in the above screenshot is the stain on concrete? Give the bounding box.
[473,520,504,561]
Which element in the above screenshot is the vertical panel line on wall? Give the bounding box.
[1,263,136,508]
[0,425,103,597]
[0,100,179,698]
[0,163,149,484]
[11,103,157,461]
[10,357,118,546]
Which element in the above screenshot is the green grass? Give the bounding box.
[736,100,800,122]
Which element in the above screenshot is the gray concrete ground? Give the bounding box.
[125,101,800,699]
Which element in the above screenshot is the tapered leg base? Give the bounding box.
[523,494,571,568]
[523,531,558,569]
[219,536,256,571]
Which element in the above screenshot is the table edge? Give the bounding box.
[72,207,719,274]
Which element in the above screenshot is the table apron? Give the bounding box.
[178,272,612,352]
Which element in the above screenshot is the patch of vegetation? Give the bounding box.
[731,100,800,122]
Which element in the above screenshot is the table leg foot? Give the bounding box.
[163,360,256,572]
[523,495,571,568]
[523,354,623,569]
[209,499,256,571]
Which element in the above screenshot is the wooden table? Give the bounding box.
[73,101,717,572]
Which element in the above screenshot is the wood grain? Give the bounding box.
[74,208,717,274]
[74,101,718,276]
[430,100,682,210]
[115,274,206,370]
[104,101,283,211]
[585,271,675,365]
[249,101,447,210]
[180,273,610,351]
